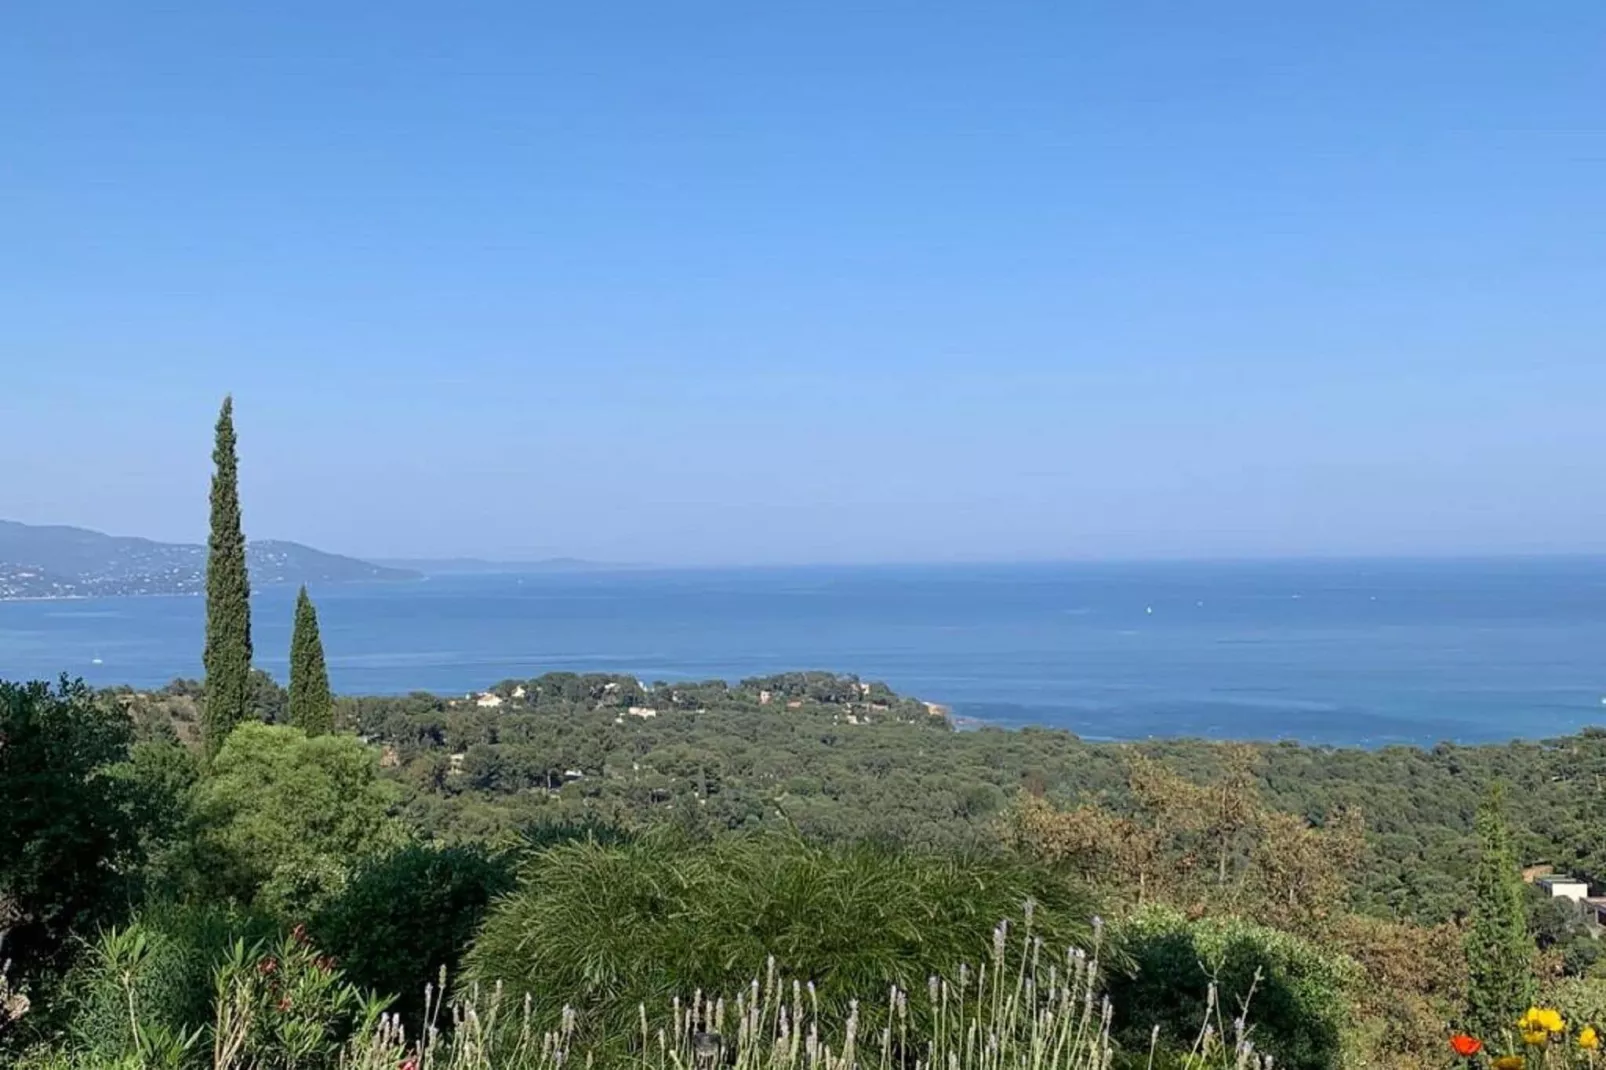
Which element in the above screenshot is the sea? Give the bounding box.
[4,558,1606,748]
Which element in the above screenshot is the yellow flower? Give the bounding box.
[1492,1056,1525,1070]
[1518,1007,1566,1035]
[1522,1029,1549,1046]
[1582,1025,1601,1050]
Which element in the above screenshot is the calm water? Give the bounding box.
[4,559,1606,746]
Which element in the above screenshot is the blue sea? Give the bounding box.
[4,559,1606,747]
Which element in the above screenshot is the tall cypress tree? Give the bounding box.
[1464,783,1534,1041]
[288,585,333,736]
[202,395,253,757]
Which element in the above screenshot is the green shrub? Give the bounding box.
[63,902,274,1063]
[108,739,203,901]
[312,843,516,1023]
[209,930,386,1070]
[53,906,381,1070]
[1106,907,1361,1070]
[466,830,1095,1044]
[191,723,404,915]
[1,679,145,983]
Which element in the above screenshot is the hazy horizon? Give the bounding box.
[13,515,1606,572]
[5,4,1603,566]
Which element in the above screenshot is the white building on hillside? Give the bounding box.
[1537,875,1591,903]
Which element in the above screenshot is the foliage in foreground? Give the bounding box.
[311,843,516,1023]
[22,914,1286,1070]
[1005,747,1366,937]
[466,832,1097,1044]
[1106,907,1361,1070]
[1443,1003,1606,1068]
[32,921,384,1070]
[63,901,273,1064]
[0,679,153,985]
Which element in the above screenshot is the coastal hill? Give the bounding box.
[0,519,419,599]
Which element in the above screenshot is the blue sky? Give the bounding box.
[3,3,1603,565]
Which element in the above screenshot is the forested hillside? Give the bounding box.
[11,666,1606,1069]
[118,669,1606,926]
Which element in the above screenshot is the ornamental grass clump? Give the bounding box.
[341,910,1271,1070]
[464,831,1096,1047]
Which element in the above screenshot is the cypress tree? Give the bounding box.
[202,395,253,757]
[1464,783,1534,1042]
[288,585,333,736]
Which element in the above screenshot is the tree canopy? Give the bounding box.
[191,723,402,916]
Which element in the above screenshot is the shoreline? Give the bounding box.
[70,671,1606,751]
[0,593,98,603]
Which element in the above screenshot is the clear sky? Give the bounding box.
[3,3,1603,565]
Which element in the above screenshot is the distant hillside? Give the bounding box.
[0,520,419,599]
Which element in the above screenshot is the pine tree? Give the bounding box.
[1464,783,1534,1042]
[288,585,333,736]
[202,395,253,757]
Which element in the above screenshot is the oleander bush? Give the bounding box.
[63,902,271,1064]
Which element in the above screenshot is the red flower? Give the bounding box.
[277,996,293,1013]
[1449,1033,1483,1057]
[399,1059,419,1070]
[291,923,309,946]
[316,956,337,972]
[257,957,278,976]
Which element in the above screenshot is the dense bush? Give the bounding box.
[56,906,383,1070]
[208,930,386,1070]
[466,830,1095,1043]
[191,724,404,915]
[312,843,516,1022]
[1,679,150,995]
[1106,908,1361,1070]
[64,902,272,1064]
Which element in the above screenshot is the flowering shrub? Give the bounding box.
[61,904,271,1067]
[210,925,387,1070]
